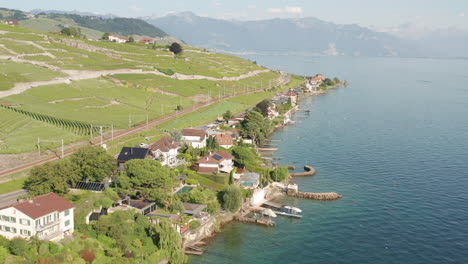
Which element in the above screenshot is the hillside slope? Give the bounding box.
[0,8,168,39]
[0,23,291,155]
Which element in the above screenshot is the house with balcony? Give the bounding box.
[181,129,207,148]
[149,136,180,166]
[0,193,75,241]
[214,133,234,149]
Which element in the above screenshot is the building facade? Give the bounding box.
[181,129,207,148]
[0,193,75,241]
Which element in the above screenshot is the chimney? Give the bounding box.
[206,157,209,161]
[28,199,33,204]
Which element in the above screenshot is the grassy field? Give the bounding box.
[0,60,66,90]
[0,178,26,195]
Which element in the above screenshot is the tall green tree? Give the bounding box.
[150,219,187,263]
[123,159,176,202]
[231,146,259,167]
[222,185,242,213]
[169,42,183,55]
[24,159,80,196]
[71,146,115,182]
[222,110,234,121]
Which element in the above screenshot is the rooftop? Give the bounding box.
[198,151,234,164]
[182,129,206,140]
[149,136,179,152]
[183,203,207,216]
[117,147,149,163]
[2,193,74,219]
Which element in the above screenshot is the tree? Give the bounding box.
[206,136,219,151]
[169,130,182,142]
[256,99,272,117]
[169,42,183,55]
[150,219,187,263]
[231,146,259,167]
[124,159,175,202]
[101,32,111,40]
[241,110,272,146]
[71,146,115,182]
[24,159,80,196]
[222,185,242,212]
[8,237,27,256]
[272,167,289,182]
[127,36,135,43]
[79,249,96,263]
[61,27,82,38]
[222,110,234,121]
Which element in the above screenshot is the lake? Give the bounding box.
[190,55,468,264]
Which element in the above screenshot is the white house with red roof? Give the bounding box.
[197,152,234,174]
[214,133,234,149]
[108,35,129,43]
[0,193,74,241]
[181,129,207,148]
[149,136,180,166]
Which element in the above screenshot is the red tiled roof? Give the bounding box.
[215,134,233,145]
[149,136,179,152]
[182,129,206,140]
[197,151,233,164]
[10,193,74,219]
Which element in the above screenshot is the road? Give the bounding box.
[0,72,293,179]
[0,189,28,207]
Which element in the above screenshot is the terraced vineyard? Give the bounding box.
[0,23,292,154]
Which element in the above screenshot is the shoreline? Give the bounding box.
[185,80,345,257]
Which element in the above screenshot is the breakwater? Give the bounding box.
[289,165,316,177]
[288,191,342,200]
[234,216,274,226]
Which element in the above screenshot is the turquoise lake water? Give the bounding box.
[190,56,468,264]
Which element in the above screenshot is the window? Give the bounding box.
[1,215,9,222]
[0,225,3,231]
[10,217,16,223]
[20,219,30,226]
[65,220,70,227]
[35,220,40,227]
[64,209,70,216]
[11,227,16,233]
[20,229,31,236]
[4,226,10,232]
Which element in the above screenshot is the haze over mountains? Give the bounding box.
[146,12,468,58]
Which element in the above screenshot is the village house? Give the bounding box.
[0,193,74,241]
[181,128,207,148]
[117,147,151,169]
[108,35,129,43]
[286,91,298,106]
[305,74,324,92]
[267,105,279,120]
[4,19,19,25]
[197,151,234,174]
[149,136,180,166]
[138,38,154,44]
[214,133,234,149]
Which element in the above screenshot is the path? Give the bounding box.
[0,72,292,178]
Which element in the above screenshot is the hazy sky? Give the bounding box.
[1,0,467,29]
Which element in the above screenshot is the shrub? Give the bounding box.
[79,249,96,263]
[189,221,201,230]
[185,178,198,185]
[222,185,242,212]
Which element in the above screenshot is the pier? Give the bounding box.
[289,165,316,177]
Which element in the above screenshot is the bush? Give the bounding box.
[157,68,175,76]
[189,221,200,230]
[185,178,198,185]
[8,238,27,256]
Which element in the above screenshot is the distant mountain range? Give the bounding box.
[146,12,468,58]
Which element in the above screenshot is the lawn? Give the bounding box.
[0,178,26,195]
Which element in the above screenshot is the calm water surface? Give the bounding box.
[190,56,468,264]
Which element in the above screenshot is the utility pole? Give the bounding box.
[129,114,149,128]
[37,138,64,158]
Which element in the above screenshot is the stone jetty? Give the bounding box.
[234,216,274,226]
[288,191,342,200]
[289,165,316,177]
